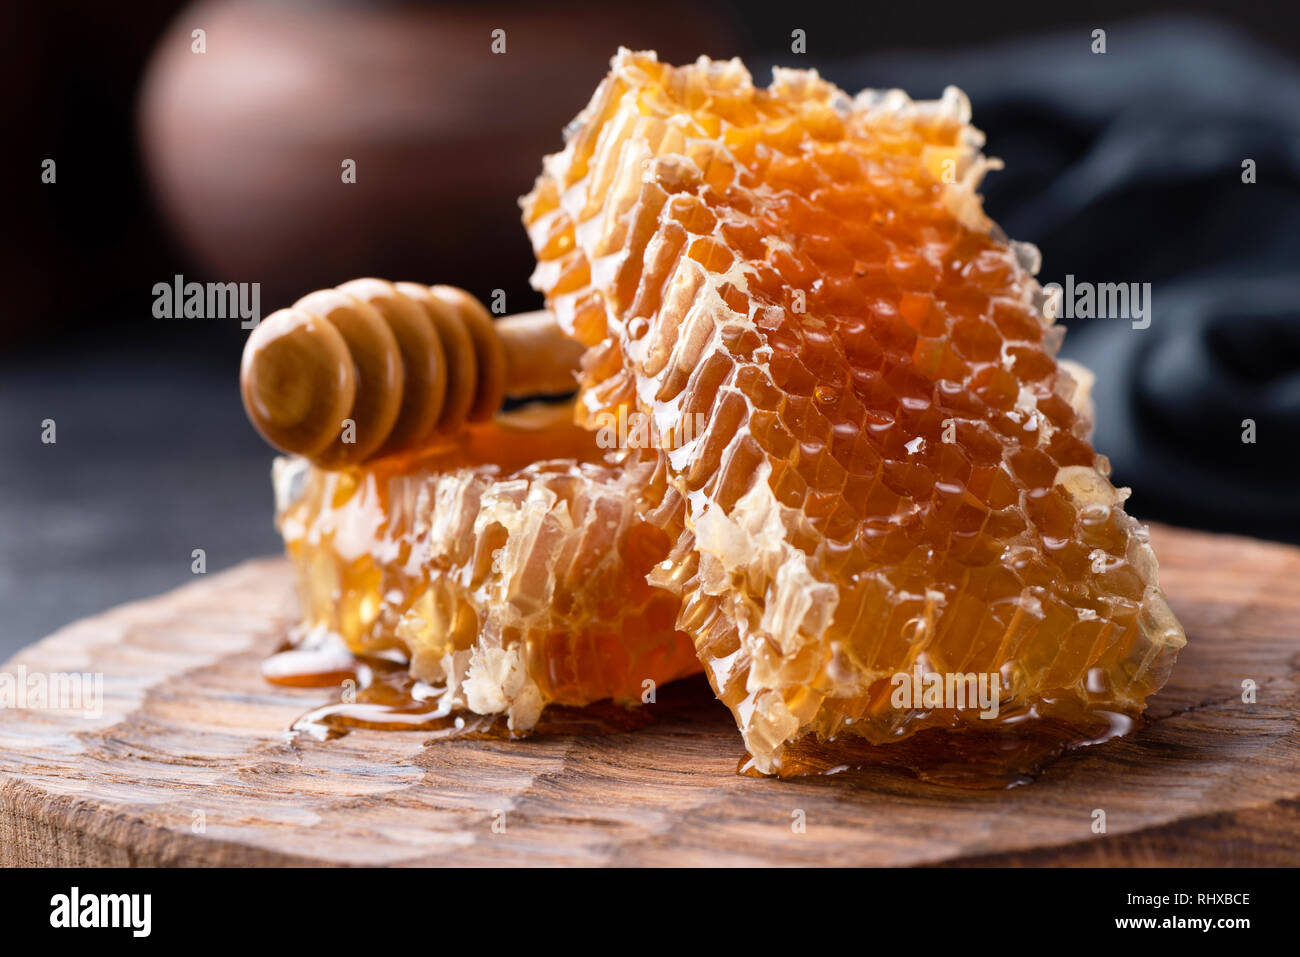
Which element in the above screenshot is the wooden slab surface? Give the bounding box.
[1,524,1297,866]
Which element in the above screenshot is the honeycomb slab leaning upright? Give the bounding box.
[522,50,1186,775]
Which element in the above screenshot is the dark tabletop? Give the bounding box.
[0,336,281,659]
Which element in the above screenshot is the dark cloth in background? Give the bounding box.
[803,16,1300,542]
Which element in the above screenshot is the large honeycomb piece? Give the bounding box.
[274,404,698,730]
[522,51,1186,775]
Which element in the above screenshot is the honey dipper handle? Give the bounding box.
[496,310,585,397]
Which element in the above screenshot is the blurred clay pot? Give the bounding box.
[138,0,738,309]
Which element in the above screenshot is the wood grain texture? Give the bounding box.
[0,524,1296,867]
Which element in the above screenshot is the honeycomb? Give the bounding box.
[522,51,1187,775]
[272,403,699,731]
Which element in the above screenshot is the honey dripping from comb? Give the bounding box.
[263,638,494,739]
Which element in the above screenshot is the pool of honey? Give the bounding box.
[263,640,658,742]
[753,710,1139,788]
[263,638,1137,789]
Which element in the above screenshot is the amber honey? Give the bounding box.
[259,51,1186,783]
[271,403,700,732]
[523,51,1186,775]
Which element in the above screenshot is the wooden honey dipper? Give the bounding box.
[240,279,585,468]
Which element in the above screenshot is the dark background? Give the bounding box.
[2,0,1298,658]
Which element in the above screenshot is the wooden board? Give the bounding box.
[1,524,1297,866]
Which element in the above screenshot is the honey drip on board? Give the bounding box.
[263,636,661,742]
[262,633,1133,788]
